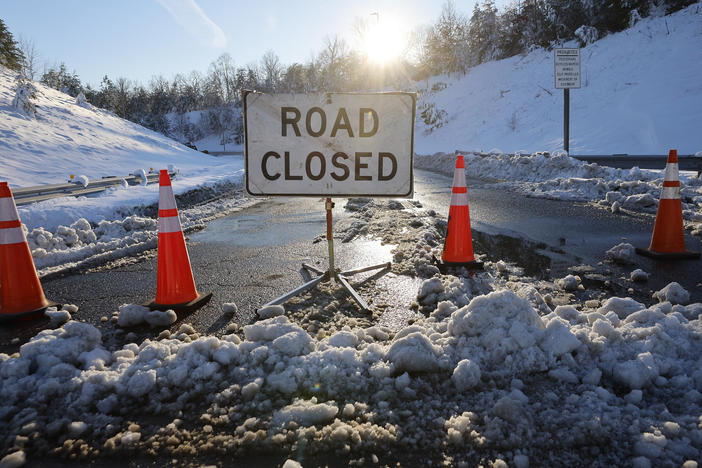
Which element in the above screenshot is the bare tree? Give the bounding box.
[318,35,349,90]
[209,53,237,104]
[17,36,39,80]
[261,49,281,92]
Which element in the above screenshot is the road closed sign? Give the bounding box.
[243,92,415,197]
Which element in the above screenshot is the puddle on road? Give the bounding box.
[189,212,326,247]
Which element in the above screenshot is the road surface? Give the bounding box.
[2,168,700,353]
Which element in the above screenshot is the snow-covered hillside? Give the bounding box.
[414,2,702,155]
[166,107,244,153]
[0,66,235,188]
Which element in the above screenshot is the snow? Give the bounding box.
[653,282,690,304]
[451,359,481,390]
[606,242,637,263]
[630,268,650,282]
[272,399,339,427]
[257,304,285,319]
[0,451,25,468]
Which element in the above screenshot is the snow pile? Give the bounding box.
[19,185,252,277]
[415,150,702,228]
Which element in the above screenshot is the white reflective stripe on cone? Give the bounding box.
[0,226,26,245]
[158,216,182,233]
[158,186,177,210]
[0,198,20,222]
[450,192,469,207]
[661,186,681,200]
[663,163,679,182]
[452,169,466,188]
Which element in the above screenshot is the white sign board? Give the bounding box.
[244,92,415,197]
[554,48,581,89]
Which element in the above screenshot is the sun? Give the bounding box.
[361,17,406,64]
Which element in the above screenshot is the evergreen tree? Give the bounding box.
[40,63,83,96]
[0,19,24,72]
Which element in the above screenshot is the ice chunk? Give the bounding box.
[557,274,580,291]
[328,330,358,348]
[45,307,71,325]
[386,332,441,373]
[630,269,649,282]
[0,450,25,468]
[540,319,580,356]
[452,359,481,390]
[614,358,656,389]
[244,316,304,342]
[652,282,689,304]
[257,304,284,319]
[117,304,151,327]
[597,297,645,319]
[272,399,338,427]
[272,330,313,356]
[448,290,543,337]
[145,309,177,327]
[68,421,88,437]
[606,242,635,263]
[222,302,239,314]
[125,369,157,397]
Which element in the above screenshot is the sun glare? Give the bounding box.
[362,17,406,64]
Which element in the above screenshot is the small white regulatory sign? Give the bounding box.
[554,48,581,89]
[244,92,416,197]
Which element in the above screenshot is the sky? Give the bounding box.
[2,0,496,88]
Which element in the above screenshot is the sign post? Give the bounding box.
[554,48,581,154]
[243,91,416,312]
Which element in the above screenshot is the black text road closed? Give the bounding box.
[243,92,416,197]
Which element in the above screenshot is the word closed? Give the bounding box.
[244,92,415,197]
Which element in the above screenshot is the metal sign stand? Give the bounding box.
[564,88,570,154]
[260,198,391,312]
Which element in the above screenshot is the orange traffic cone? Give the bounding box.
[145,170,212,312]
[636,150,700,260]
[0,182,58,322]
[435,155,483,272]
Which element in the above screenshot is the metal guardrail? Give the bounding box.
[11,171,175,206]
[457,150,702,176]
[571,154,702,174]
[206,151,244,156]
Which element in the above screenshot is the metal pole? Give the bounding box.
[326,198,335,279]
[564,88,570,154]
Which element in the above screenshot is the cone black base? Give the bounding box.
[635,247,700,260]
[433,255,484,273]
[0,301,61,324]
[145,292,212,313]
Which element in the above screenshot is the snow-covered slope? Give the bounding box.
[0,66,230,188]
[414,2,702,155]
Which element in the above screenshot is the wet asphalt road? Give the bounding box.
[1,169,701,351]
